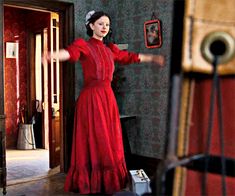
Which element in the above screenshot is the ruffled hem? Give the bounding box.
[64,160,128,194]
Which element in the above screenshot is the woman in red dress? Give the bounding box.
[44,10,164,195]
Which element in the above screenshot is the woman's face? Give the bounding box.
[90,16,110,40]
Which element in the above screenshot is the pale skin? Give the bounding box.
[44,16,165,66]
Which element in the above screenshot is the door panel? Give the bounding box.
[35,12,61,169]
[42,28,50,151]
[48,13,61,168]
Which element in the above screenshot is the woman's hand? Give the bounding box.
[42,51,50,67]
[152,54,165,67]
[139,53,165,67]
[42,49,70,64]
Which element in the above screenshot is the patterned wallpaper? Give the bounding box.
[4,7,27,148]
[66,0,174,158]
[111,0,173,158]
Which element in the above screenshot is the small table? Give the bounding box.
[120,115,137,154]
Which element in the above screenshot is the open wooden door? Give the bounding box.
[42,13,61,168]
[49,13,61,168]
[25,3,75,172]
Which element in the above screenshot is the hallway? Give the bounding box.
[5,149,64,195]
[4,149,73,195]
[5,172,76,196]
[6,149,54,184]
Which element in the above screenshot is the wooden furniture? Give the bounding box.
[120,115,137,155]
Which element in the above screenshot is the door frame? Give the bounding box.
[0,0,75,172]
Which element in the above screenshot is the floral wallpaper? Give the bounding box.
[4,7,27,148]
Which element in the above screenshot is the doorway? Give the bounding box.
[1,0,75,188]
[4,4,60,182]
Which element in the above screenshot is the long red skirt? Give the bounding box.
[64,81,128,194]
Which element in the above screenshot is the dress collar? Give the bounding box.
[89,37,104,45]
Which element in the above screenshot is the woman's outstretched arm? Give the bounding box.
[139,53,165,67]
[43,49,71,62]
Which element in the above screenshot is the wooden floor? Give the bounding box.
[4,173,135,196]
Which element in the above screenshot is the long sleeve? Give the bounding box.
[108,43,140,65]
[66,38,89,62]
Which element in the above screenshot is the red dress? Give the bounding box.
[64,37,140,194]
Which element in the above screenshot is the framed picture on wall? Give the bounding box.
[144,19,162,48]
[6,42,18,58]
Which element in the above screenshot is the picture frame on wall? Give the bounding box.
[5,42,18,58]
[144,19,162,48]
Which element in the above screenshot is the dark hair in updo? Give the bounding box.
[86,11,113,45]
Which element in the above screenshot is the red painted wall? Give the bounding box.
[4,7,27,148]
[4,6,49,148]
